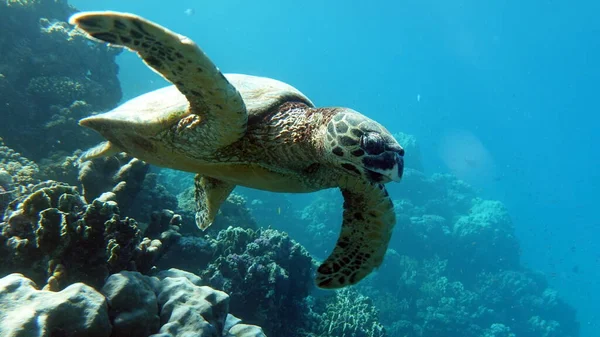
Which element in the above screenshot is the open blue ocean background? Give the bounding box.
[69,1,599,336]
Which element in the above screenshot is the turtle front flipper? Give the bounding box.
[316,178,396,289]
[70,12,247,148]
[194,175,235,230]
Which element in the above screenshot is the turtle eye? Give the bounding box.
[360,132,385,155]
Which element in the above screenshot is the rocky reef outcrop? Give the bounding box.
[0,269,265,337]
[157,226,315,336]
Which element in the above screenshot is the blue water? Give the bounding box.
[70,1,600,335]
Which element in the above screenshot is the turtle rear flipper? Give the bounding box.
[194,174,236,230]
[70,11,247,148]
[79,141,122,162]
[316,179,395,289]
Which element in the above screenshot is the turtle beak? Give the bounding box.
[388,145,404,182]
[391,152,404,182]
[362,149,404,183]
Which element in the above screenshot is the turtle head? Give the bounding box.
[324,109,404,184]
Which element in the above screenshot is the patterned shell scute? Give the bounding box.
[224,74,315,116]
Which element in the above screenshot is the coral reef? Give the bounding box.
[302,288,386,337]
[78,154,150,211]
[0,181,179,290]
[158,226,315,336]
[200,227,314,336]
[79,157,182,229]
[359,249,579,337]
[38,150,81,186]
[269,165,579,337]
[452,198,520,274]
[0,2,580,336]
[0,137,40,187]
[0,269,265,337]
[156,168,194,196]
[297,189,342,258]
[0,0,122,161]
[129,172,179,226]
[0,137,41,214]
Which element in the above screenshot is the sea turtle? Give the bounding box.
[70,11,404,289]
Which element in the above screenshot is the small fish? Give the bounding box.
[184,8,195,16]
[277,207,281,215]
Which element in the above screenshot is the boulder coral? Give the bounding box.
[0,181,180,290]
[0,269,265,337]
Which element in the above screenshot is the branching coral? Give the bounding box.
[0,137,40,187]
[301,288,386,337]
